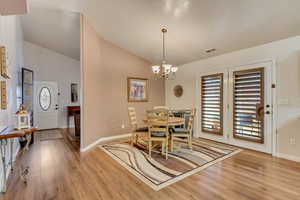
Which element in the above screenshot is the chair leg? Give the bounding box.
[131,133,135,146]
[135,134,139,145]
[170,134,174,152]
[148,141,152,158]
[161,142,164,155]
[165,140,168,160]
[188,135,192,150]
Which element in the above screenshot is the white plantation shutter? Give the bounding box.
[233,68,264,143]
[201,73,223,135]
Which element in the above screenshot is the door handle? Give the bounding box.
[256,104,264,121]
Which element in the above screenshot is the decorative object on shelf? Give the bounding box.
[151,28,178,80]
[0,81,7,110]
[127,77,148,102]
[173,85,183,97]
[0,46,10,79]
[71,83,79,103]
[16,104,31,130]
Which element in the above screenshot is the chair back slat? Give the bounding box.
[153,106,169,110]
[149,127,167,132]
[146,109,169,127]
[187,109,196,131]
[147,109,169,138]
[128,107,138,130]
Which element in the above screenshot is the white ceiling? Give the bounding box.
[21,5,80,60]
[25,0,300,65]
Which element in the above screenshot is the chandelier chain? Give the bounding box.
[162,29,166,62]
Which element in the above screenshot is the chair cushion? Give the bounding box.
[172,128,189,134]
[151,132,166,137]
[136,127,148,132]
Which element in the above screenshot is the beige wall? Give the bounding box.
[166,36,300,161]
[81,16,165,148]
[0,0,28,15]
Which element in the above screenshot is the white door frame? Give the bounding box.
[195,59,277,156]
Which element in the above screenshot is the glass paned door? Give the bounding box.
[201,73,224,135]
[228,62,273,153]
[233,68,264,143]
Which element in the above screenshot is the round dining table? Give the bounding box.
[143,117,185,127]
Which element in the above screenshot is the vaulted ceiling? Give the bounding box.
[24,0,300,65]
[21,6,80,60]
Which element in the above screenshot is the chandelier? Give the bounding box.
[152,28,178,80]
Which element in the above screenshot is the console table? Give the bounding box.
[0,126,37,193]
[67,106,80,129]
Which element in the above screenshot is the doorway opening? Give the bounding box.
[21,9,81,150]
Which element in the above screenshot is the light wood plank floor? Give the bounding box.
[1,129,300,200]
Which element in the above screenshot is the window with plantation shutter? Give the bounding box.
[201,73,223,135]
[233,68,264,143]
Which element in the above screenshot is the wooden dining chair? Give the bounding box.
[146,109,169,159]
[128,107,148,146]
[170,109,195,151]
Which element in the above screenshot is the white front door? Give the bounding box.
[34,81,59,130]
[197,61,274,153]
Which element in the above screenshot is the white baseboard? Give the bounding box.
[80,133,131,152]
[275,153,300,163]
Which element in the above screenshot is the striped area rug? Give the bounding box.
[99,138,241,191]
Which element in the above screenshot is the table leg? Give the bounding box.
[19,134,31,184]
[0,139,8,193]
[9,138,14,172]
[67,115,70,130]
[168,129,173,152]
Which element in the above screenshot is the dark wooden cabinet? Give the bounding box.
[67,106,80,137]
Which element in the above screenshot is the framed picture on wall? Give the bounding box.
[127,77,148,102]
[71,83,79,103]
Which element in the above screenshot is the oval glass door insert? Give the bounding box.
[39,87,51,111]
